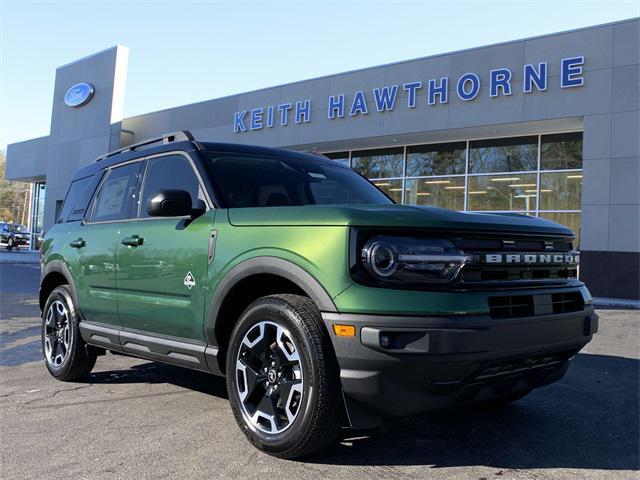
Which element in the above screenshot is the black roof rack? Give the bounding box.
[95,130,195,162]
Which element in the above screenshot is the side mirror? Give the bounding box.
[147,189,194,217]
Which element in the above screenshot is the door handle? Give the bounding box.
[69,238,85,248]
[121,235,144,247]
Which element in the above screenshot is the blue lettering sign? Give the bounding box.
[490,68,512,97]
[278,103,292,126]
[373,85,398,112]
[295,100,311,123]
[233,111,247,132]
[266,106,275,127]
[328,94,345,119]
[350,90,368,116]
[561,56,584,88]
[524,63,548,93]
[250,108,263,130]
[403,81,422,108]
[428,77,448,105]
[457,73,480,101]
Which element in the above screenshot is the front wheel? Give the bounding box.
[226,294,343,459]
[41,285,96,381]
[6,238,14,251]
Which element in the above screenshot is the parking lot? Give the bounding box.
[1,261,638,479]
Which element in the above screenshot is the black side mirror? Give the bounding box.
[147,189,194,217]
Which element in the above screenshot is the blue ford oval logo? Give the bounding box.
[64,82,95,107]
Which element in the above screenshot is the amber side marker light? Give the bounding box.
[332,324,356,337]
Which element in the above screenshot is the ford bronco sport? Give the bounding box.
[40,131,598,458]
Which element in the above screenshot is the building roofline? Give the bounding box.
[55,44,128,70]
[122,17,638,122]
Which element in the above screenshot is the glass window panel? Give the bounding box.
[539,172,582,211]
[539,212,581,248]
[406,142,466,177]
[371,179,403,203]
[541,132,583,170]
[467,173,538,211]
[323,151,350,167]
[92,163,142,222]
[351,147,404,179]
[469,136,538,173]
[405,176,465,210]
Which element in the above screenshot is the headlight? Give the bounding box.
[360,236,470,284]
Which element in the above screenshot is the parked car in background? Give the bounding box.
[0,222,30,251]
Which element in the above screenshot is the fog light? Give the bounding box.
[333,324,356,337]
[380,334,392,348]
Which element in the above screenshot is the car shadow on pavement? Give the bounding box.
[84,361,228,399]
[87,352,639,471]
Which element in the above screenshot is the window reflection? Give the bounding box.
[405,177,465,210]
[467,173,538,211]
[406,142,466,177]
[351,147,404,179]
[541,133,583,170]
[539,172,582,211]
[469,136,538,173]
[371,179,403,203]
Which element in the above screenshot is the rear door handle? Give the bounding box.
[121,235,144,247]
[69,238,85,248]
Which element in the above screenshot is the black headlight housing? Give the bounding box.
[351,229,471,289]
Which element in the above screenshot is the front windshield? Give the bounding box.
[203,152,393,208]
[9,224,25,232]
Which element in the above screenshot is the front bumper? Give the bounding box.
[322,306,598,421]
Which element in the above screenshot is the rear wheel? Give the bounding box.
[226,294,342,458]
[41,285,96,381]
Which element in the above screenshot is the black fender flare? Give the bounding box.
[40,259,79,313]
[205,256,338,345]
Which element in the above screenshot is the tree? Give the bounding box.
[0,151,31,225]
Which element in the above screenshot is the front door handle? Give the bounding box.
[69,238,85,248]
[121,235,144,247]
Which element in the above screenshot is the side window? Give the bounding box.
[91,162,142,223]
[58,175,93,223]
[140,155,202,218]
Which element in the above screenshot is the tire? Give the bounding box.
[41,285,96,381]
[6,238,14,251]
[226,294,343,459]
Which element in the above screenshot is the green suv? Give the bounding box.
[40,131,597,458]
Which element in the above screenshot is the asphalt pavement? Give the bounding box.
[0,262,638,479]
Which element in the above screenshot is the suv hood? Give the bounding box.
[228,204,573,236]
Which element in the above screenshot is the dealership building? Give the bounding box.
[5,18,639,299]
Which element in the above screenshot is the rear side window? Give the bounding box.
[91,162,143,223]
[58,174,101,223]
[139,155,203,218]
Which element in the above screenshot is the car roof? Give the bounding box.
[71,138,341,182]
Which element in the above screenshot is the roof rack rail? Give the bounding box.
[95,130,195,162]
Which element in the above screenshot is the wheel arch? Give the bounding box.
[40,260,78,314]
[206,256,338,372]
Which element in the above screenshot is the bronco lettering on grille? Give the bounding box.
[484,253,579,265]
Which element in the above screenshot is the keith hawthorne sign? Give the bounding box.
[233,56,585,133]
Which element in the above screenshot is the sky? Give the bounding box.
[1,0,638,151]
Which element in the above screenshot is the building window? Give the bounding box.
[539,172,582,211]
[351,147,404,179]
[321,131,583,245]
[540,132,583,170]
[371,179,403,203]
[30,181,46,249]
[468,136,538,173]
[405,176,465,210]
[467,173,538,212]
[406,142,466,177]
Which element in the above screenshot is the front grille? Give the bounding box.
[489,292,584,319]
[450,235,578,288]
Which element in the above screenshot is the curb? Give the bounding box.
[593,297,640,310]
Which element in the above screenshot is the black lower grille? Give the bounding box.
[489,292,584,319]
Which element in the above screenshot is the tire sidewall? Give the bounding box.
[226,299,323,452]
[41,285,80,378]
